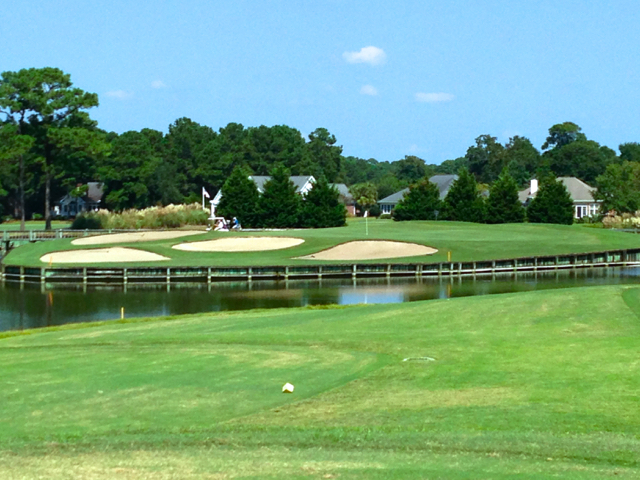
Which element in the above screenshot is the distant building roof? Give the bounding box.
[213,175,316,206]
[330,183,354,202]
[378,175,459,205]
[428,175,458,199]
[57,182,104,206]
[378,188,409,205]
[519,177,598,204]
[249,175,315,193]
[86,182,104,203]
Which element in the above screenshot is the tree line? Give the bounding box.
[392,168,574,225]
[216,166,346,229]
[2,67,640,230]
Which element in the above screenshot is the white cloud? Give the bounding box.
[105,90,133,100]
[415,92,455,103]
[151,80,167,89]
[343,46,386,66]
[360,84,378,96]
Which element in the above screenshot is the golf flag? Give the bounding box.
[202,187,211,210]
[364,210,368,217]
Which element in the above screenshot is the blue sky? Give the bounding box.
[3,1,639,163]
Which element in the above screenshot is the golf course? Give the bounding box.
[2,284,640,478]
[4,219,640,267]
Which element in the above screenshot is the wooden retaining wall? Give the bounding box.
[2,248,640,286]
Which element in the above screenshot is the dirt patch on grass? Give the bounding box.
[72,230,204,246]
[173,237,304,252]
[40,247,169,264]
[297,240,437,261]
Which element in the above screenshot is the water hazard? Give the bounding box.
[1,267,639,332]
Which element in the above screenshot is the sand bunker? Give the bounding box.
[40,247,169,264]
[72,230,204,246]
[173,237,304,252]
[298,241,437,261]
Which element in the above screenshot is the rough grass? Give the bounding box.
[5,218,640,267]
[2,285,640,478]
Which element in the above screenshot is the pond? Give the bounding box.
[2,266,639,332]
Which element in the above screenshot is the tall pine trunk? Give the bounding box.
[18,116,26,232]
[19,154,25,231]
[44,137,53,231]
[45,170,52,230]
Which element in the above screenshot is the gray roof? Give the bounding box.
[87,182,104,203]
[378,188,409,205]
[249,175,314,193]
[330,183,354,201]
[57,182,104,206]
[518,177,599,204]
[428,175,458,199]
[378,175,459,205]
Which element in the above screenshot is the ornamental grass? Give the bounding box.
[72,203,209,230]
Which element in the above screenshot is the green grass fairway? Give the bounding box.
[2,285,640,478]
[5,218,640,267]
[0,220,71,231]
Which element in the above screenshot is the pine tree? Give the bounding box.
[526,177,574,225]
[216,165,259,227]
[442,168,485,222]
[393,179,441,221]
[301,177,346,228]
[258,166,301,228]
[486,169,524,223]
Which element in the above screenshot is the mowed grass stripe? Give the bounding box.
[1,286,640,477]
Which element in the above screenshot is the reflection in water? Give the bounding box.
[1,267,639,332]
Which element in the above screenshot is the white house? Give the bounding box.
[378,175,459,215]
[518,177,601,219]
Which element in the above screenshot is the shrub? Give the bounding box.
[368,204,381,217]
[393,179,441,221]
[217,166,260,227]
[603,211,640,229]
[258,166,301,228]
[71,214,103,230]
[32,213,43,221]
[301,177,346,228]
[442,168,485,222]
[526,177,574,225]
[486,170,524,224]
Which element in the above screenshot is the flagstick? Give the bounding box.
[365,211,369,236]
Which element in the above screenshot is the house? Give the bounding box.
[330,183,356,216]
[55,182,104,218]
[518,177,601,219]
[378,174,459,215]
[211,175,355,216]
